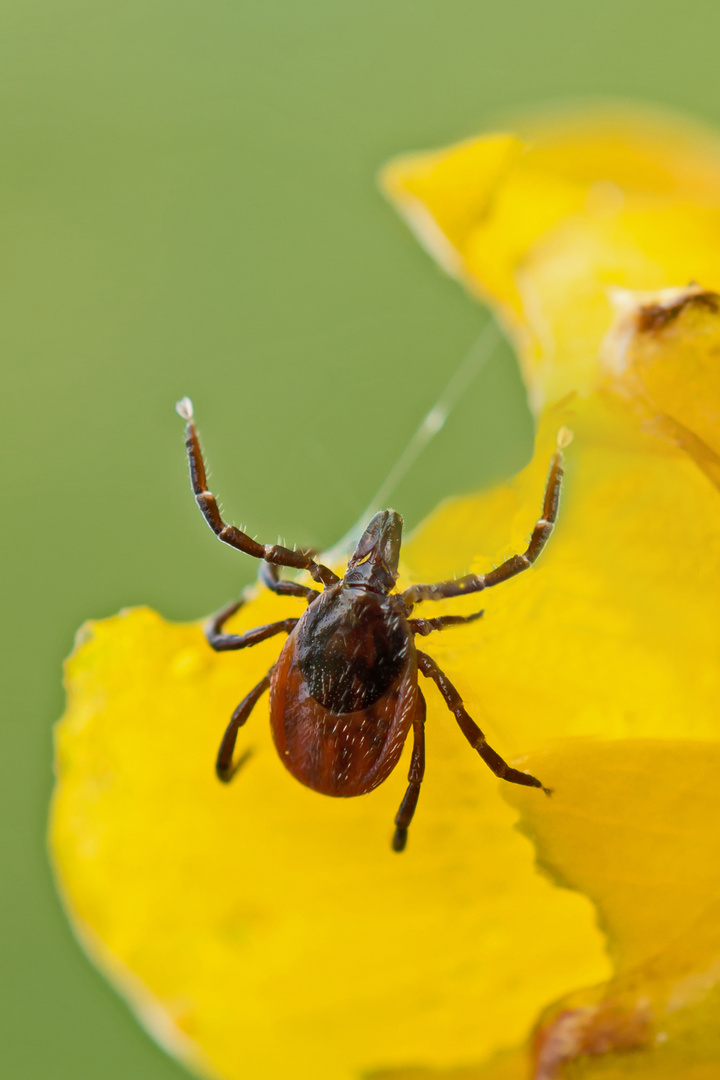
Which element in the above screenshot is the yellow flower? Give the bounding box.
[51,108,720,1080]
[382,107,720,406]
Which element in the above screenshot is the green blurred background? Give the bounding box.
[3,2,719,1076]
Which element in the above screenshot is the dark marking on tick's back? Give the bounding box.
[296,586,410,714]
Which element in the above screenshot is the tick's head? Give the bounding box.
[343,510,403,594]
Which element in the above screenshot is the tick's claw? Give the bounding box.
[392,827,407,853]
[542,785,553,797]
[175,396,194,421]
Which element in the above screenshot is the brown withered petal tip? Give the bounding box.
[635,289,720,334]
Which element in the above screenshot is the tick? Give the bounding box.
[177,398,565,851]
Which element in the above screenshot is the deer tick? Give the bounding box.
[177,398,565,851]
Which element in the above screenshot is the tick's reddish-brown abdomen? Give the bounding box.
[269,584,417,797]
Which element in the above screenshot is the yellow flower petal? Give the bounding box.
[603,283,720,482]
[51,599,607,1080]
[372,746,720,1079]
[509,740,720,1079]
[51,380,720,1080]
[51,107,720,1080]
[382,109,720,404]
[380,131,522,277]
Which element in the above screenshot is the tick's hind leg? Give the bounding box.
[392,691,427,853]
[217,669,273,782]
[416,651,549,794]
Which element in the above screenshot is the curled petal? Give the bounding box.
[383,109,720,404]
[603,284,720,484]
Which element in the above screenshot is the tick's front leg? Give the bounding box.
[176,397,339,587]
[403,436,568,608]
